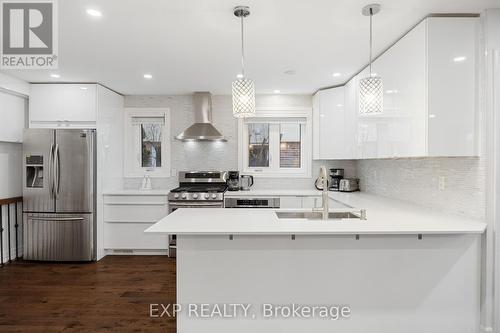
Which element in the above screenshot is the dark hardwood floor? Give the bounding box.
[0,256,176,333]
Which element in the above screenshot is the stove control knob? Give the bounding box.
[204,193,210,199]
[211,193,217,199]
[174,193,179,199]
[181,193,187,199]
[193,194,199,199]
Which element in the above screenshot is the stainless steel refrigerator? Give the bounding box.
[22,129,96,261]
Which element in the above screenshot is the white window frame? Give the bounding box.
[238,107,312,178]
[124,108,171,178]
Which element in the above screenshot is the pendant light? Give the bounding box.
[232,6,256,118]
[359,4,383,114]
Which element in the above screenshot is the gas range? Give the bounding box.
[168,171,228,203]
[167,171,228,258]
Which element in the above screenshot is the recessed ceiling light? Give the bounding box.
[86,9,102,17]
[332,72,341,77]
[143,74,153,79]
[273,90,281,94]
[80,87,88,90]
[236,73,244,79]
[336,104,343,107]
[453,56,466,62]
[50,74,60,78]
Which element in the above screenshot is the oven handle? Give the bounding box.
[169,202,223,208]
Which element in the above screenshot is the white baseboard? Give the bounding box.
[104,249,168,256]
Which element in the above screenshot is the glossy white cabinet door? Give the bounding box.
[320,87,346,159]
[60,84,97,122]
[315,86,352,159]
[427,17,478,156]
[29,84,63,122]
[312,92,320,159]
[0,91,27,142]
[366,20,427,158]
[29,84,97,128]
[344,77,358,158]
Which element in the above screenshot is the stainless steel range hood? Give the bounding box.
[175,92,227,142]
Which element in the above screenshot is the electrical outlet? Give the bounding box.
[438,176,446,191]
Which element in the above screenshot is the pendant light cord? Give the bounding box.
[369,8,373,76]
[240,16,245,78]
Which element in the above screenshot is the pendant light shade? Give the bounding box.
[359,75,383,114]
[232,78,256,118]
[232,6,255,118]
[359,4,383,115]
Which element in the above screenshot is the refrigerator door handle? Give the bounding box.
[28,217,84,222]
[49,143,55,198]
[54,144,60,198]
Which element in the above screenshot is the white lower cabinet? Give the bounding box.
[301,196,321,209]
[103,194,168,252]
[279,195,321,209]
[279,196,303,209]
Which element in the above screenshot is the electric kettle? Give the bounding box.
[239,175,254,191]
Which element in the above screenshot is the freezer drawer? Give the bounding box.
[23,213,94,261]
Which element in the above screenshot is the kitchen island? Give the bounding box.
[145,193,486,333]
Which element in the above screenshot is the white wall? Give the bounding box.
[0,143,22,199]
[123,94,356,191]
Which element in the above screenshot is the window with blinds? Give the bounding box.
[125,109,171,177]
[241,116,309,177]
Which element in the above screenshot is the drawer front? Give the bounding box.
[104,223,168,250]
[104,195,168,205]
[104,204,168,223]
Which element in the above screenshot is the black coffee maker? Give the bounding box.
[227,171,240,191]
[329,168,344,191]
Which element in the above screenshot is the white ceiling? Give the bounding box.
[2,0,498,95]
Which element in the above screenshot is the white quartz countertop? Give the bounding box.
[145,192,486,235]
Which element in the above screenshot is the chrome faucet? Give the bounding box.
[313,166,329,220]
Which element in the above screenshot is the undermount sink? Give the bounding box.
[275,211,363,220]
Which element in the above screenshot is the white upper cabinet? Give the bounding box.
[0,91,27,142]
[29,84,97,128]
[313,86,356,159]
[426,17,478,156]
[316,17,478,160]
[357,21,428,158]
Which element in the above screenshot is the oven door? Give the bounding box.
[167,201,223,258]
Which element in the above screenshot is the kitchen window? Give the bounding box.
[238,109,311,177]
[124,108,171,177]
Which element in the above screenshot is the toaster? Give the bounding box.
[339,178,360,192]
